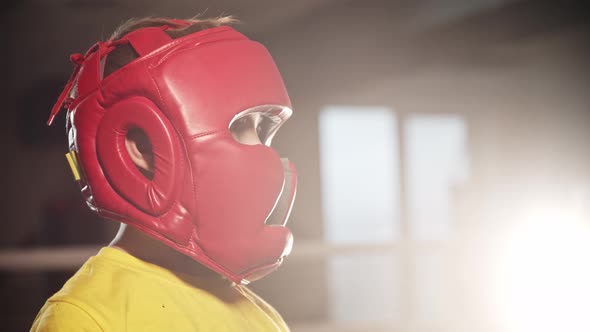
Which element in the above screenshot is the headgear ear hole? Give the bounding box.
[126,127,155,180]
[97,97,181,216]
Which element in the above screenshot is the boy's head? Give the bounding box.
[49,16,297,284]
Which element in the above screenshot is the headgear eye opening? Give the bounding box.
[229,105,293,146]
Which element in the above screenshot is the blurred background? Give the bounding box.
[1,0,590,331]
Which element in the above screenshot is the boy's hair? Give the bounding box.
[104,16,238,77]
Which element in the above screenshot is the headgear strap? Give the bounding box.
[48,23,187,126]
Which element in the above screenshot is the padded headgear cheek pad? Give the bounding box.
[53,25,297,284]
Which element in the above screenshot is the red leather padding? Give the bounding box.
[75,48,101,97]
[125,27,173,56]
[154,38,291,137]
[96,97,181,216]
[188,133,290,274]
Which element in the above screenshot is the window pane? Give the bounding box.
[319,106,400,244]
[413,251,451,324]
[404,115,469,240]
[328,253,400,322]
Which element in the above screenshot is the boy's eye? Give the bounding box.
[229,113,264,145]
[229,106,291,146]
[231,114,259,133]
[256,115,280,143]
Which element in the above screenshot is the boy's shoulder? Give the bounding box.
[31,300,102,332]
[33,247,199,331]
[31,248,132,331]
[33,247,290,331]
[48,247,140,303]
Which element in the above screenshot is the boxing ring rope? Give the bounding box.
[0,241,443,270]
[0,242,464,332]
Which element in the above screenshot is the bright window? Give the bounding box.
[319,106,470,326]
[405,114,469,241]
[319,106,401,245]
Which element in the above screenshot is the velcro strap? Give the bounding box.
[124,27,173,56]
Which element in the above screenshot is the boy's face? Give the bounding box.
[230,112,263,146]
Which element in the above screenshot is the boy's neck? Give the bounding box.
[109,223,226,281]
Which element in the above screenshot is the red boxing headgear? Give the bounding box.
[49,25,297,284]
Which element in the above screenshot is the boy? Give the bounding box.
[32,15,297,331]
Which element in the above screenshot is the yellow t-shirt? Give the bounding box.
[31,247,289,332]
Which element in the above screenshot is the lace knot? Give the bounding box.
[64,97,75,108]
[69,53,85,65]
